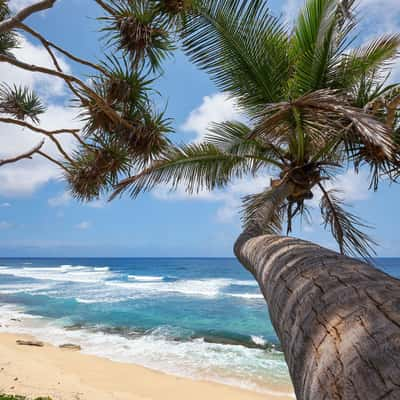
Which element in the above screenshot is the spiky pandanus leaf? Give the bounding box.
[114,108,172,162]
[66,139,132,201]
[0,84,46,123]
[99,56,155,107]
[78,59,153,136]
[99,0,174,70]
[0,0,19,56]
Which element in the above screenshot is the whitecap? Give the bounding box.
[128,275,165,282]
[228,293,264,300]
[251,335,267,347]
[0,265,116,284]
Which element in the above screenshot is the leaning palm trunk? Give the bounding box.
[234,187,400,400]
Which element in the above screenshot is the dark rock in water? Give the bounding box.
[64,324,84,331]
[11,318,21,322]
[59,343,81,351]
[16,340,44,347]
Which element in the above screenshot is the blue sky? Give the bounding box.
[0,0,400,257]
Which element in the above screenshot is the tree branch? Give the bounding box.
[37,149,69,171]
[0,0,57,34]
[0,117,78,135]
[0,53,133,130]
[0,117,77,163]
[0,139,45,166]
[94,0,116,15]
[18,23,109,77]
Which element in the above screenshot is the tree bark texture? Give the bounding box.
[235,233,400,400]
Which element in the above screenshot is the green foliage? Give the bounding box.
[0,84,46,123]
[99,0,175,71]
[182,0,289,113]
[0,1,19,56]
[66,138,133,202]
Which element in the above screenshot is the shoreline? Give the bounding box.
[0,332,294,400]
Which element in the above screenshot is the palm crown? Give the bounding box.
[109,0,400,259]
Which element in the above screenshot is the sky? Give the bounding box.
[0,0,400,257]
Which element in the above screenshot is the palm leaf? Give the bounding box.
[182,0,289,112]
[111,142,263,199]
[319,185,377,259]
[205,120,286,168]
[333,35,400,90]
[289,0,355,96]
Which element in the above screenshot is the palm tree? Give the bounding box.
[109,0,400,398]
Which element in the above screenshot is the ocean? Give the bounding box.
[0,257,399,394]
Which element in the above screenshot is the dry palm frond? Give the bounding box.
[319,185,377,259]
[241,185,289,236]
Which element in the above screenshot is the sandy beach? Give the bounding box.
[0,333,294,400]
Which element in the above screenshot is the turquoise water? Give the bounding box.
[0,257,398,394]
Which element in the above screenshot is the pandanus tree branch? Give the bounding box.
[94,0,116,16]
[18,23,110,77]
[0,139,44,166]
[0,53,134,131]
[0,0,57,34]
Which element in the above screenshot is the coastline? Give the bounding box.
[0,332,294,400]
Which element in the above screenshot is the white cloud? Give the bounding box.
[75,221,91,230]
[181,93,241,142]
[48,192,107,209]
[310,169,370,208]
[0,33,82,197]
[48,191,72,207]
[0,203,11,208]
[0,221,13,230]
[1,35,70,98]
[0,105,80,196]
[154,175,271,223]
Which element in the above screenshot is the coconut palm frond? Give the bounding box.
[182,0,289,112]
[111,143,262,199]
[334,35,400,90]
[319,186,377,259]
[205,120,286,169]
[0,84,46,123]
[289,0,356,96]
[295,90,395,157]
